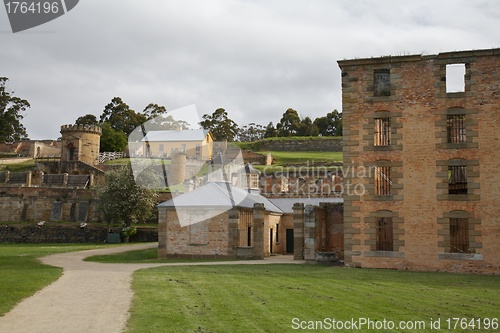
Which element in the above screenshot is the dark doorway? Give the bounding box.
[286,229,294,254]
[269,229,273,254]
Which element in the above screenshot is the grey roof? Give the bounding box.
[234,163,260,174]
[158,182,283,213]
[268,197,343,214]
[142,129,210,142]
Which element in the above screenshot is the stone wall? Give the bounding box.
[256,137,342,152]
[338,48,500,274]
[0,223,157,243]
[0,187,100,222]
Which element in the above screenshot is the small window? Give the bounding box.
[195,144,201,156]
[446,64,466,93]
[276,223,279,243]
[448,165,467,194]
[159,144,164,152]
[249,173,259,189]
[376,217,393,251]
[374,118,391,146]
[374,166,391,195]
[181,144,187,152]
[450,218,469,253]
[374,69,390,96]
[447,114,466,143]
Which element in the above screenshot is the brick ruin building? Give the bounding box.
[338,48,500,273]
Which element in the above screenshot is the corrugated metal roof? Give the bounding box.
[268,197,343,214]
[142,129,210,142]
[158,182,283,213]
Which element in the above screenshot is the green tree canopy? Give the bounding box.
[297,116,319,136]
[264,121,277,138]
[200,108,239,141]
[276,108,301,137]
[0,77,30,141]
[99,122,127,152]
[97,164,158,228]
[238,122,265,142]
[75,114,99,126]
[313,110,342,136]
[142,104,190,131]
[100,97,147,135]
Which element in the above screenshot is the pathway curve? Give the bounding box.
[0,243,304,333]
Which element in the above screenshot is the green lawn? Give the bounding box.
[85,248,235,264]
[261,150,342,165]
[0,159,36,172]
[0,243,109,316]
[127,265,500,333]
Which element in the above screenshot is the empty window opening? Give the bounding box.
[376,217,393,251]
[447,114,466,143]
[374,118,391,146]
[448,165,467,194]
[374,166,392,196]
[449,218,469,253]
[446,63,466,93]
[374,69,391,96]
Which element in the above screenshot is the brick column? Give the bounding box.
[303,205,316,261]
[293,203,304,260]
[157,208,168,259]
[227,208,239,259]
[26,171,32,187]
[252,203,265,259]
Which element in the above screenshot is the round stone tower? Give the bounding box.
[60,124,102,166]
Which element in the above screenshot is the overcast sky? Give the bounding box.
[1,0,499,139]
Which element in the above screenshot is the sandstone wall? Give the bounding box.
[338,49,500,274]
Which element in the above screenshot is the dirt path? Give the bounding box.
[0,243,303,333]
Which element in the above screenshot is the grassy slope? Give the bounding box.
[127,264,500,333]
[0,159,36,172]
[0,244,108,316]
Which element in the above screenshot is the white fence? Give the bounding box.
[99,152,125,164]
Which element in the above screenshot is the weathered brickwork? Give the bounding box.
[0,187,100,222]
[60,124,102,166]
[338,48,500,273]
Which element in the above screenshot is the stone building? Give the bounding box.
[60,124,102,167]
[338,48,500,273]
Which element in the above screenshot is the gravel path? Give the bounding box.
[0,243,303,333]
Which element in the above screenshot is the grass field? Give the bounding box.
[85,248,233,264]
[127,264,500,332]
[0,243,109,316]
[0,159,36,172]
[260,150,342,165]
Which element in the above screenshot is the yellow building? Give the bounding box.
[142,129,214,160]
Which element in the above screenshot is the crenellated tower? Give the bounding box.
[60,124,102,166]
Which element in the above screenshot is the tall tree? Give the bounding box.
[142,103,167,120]
[100,97,147,135]
[200,108,239,141]
[297,116,319,136]
[264,122,277,138]
[276,108,301,137]
[238,122,265,142]
[313,110,342,136]
[97,164,158,229]
[75,114,99,126]
[100,122,127,152]
[0,77,30,141]
[142,104,190,131]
